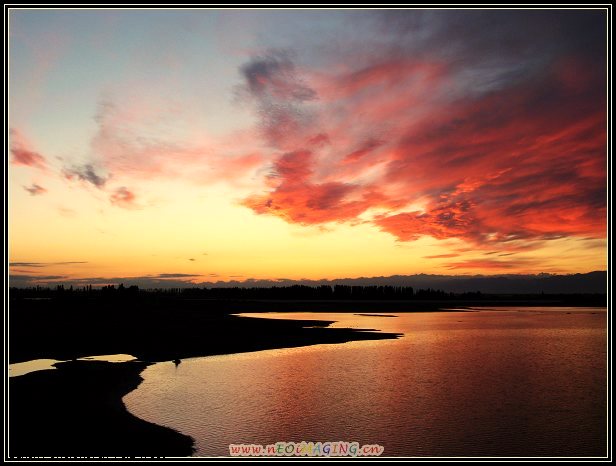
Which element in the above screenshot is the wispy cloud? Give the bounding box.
[10,274,67,283]
[57,207,77,217]
[81,97,265,188]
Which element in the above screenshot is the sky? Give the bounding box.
[8,9,608,287]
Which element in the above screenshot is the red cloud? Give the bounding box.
[110,186,137,209]
[375,199,478,242]
[241,150,384,224]
[241,48,606,250]
[10,129,47,169]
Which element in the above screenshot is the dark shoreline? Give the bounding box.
[8,307,401,459]
[9,360,195,458]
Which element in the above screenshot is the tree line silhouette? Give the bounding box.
[11,284,475,300]
[9,284,606,306]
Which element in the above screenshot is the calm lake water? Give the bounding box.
[9,354,137,377]
[123,308,607,457]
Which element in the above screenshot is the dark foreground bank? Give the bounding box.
[9,297,404,363]
[9,296,402,458]
[8,290,605,364]
[9,360,195,458]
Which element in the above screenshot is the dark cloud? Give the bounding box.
[23,183,47,196]
[241,49,317,101]
[63,164,108,188]
[9,274,68,286]
[376,10,606,94]
[238,49,318,149]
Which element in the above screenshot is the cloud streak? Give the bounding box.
[444,258,541,270]
[10,261,88,267]
[83,98,265,187]
[423,254,460,259]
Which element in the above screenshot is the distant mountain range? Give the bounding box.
[204,271,607,294]
[10,271,607,294]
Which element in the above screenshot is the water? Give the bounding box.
[9,359,64,377]
[76,354,137,363]
[9,354,137,377]
[123,308,607,457]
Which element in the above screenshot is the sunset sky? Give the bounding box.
[8,9,607,287]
